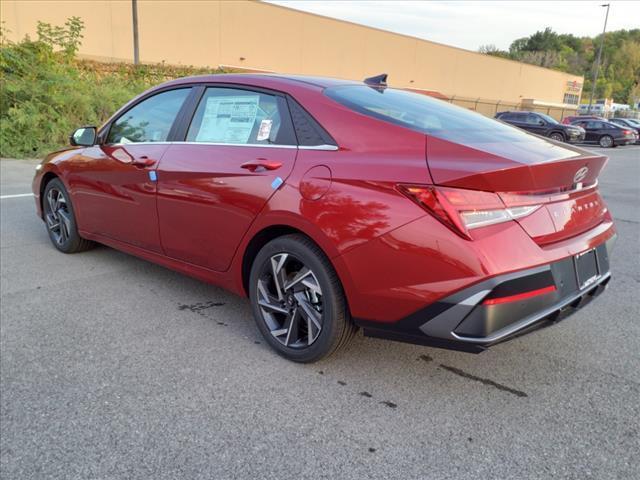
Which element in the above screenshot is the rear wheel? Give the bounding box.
[549,132,565,142]
[599,135,614,148]
[42,178,94,253]
[249,234,356,362]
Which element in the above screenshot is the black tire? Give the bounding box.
[249,234,357,363]
[42,178,94,253]
[549,132,565,142]
[599,135,614,148]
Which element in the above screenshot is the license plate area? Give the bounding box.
[574,249,600,290]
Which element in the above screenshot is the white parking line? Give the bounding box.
[0,193,34,199]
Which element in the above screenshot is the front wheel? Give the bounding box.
[42,178,94,253]
[249,234,356,362]
[599,135,614,148]
[549,132,565,142]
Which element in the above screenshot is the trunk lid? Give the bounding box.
[426,135,609,244]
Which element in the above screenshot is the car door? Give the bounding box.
[525,113,548,136]
[156,85,298,271]
[69,87,191,252]
[582,121,600,142]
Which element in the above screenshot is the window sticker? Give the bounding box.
[256,119,273,141]
[196,95,259,143]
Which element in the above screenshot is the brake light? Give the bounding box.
[397,184,541,239]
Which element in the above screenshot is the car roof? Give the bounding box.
[158,73,362,92]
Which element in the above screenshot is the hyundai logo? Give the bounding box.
[574,166,589,183]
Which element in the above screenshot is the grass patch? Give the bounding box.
[0,17,225,158]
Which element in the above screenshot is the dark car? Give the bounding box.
[609,118,640,144]
[495,111,585,143]
[33,74,616,362]
[570,119,636,148]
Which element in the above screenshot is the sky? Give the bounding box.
[267,1,640,51]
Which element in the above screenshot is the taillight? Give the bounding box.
[622,129,632,135]
[397,184,541,239]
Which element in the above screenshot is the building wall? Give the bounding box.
[0,0,584,105]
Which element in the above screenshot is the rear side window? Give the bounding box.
[186,88,295,145]
[324,85,580,163]
[107,88,190,144]
[325,85,536,145]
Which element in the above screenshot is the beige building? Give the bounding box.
[1,0,584,112]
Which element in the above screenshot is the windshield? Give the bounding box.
[324,85,579,163]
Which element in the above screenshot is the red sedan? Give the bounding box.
[33,74,616,362]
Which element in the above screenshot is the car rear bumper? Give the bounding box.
[356,235,616,353]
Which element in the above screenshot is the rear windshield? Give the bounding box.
[324,85,579,162]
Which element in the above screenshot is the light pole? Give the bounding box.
[587,3,610,114]
[132,0,140,65]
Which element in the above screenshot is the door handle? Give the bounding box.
[132,156,156,167]
[240,160,283,172]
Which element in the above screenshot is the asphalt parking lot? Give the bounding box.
[1,146,639,479]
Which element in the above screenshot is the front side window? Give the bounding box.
[187,88,293,145]
[526,114,543,125]
[107,88,190,144]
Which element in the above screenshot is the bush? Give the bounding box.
[0,18,224,158]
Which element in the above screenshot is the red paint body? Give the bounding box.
[33,74,616,329]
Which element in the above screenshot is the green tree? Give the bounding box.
[480,27,640,105]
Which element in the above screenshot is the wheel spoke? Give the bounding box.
[45,213,59,231]
[284,308,299,346]
[270,253,288,300]
[283,267,312,291]
[301,276,322,297]
[295,292,322,331]
[257,279,288,314]
[47,189,58,213]
[57,208,72,234]
[270,328,288,338]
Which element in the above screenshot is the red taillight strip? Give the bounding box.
[482,285,557,306]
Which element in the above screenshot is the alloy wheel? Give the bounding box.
[256,253,324,348]
[599,135,613,148]
[45,187,72,246]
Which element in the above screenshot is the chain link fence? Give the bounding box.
[441,94,640,121]
[442,95,576,121]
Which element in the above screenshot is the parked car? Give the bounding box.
[33,74,616,362]
[562,115,606,125]
[609,118,640,144]
[495,111,585,143]
[570,119,636,147]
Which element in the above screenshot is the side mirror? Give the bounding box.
[537,120,546,126]
[70,126,97,147]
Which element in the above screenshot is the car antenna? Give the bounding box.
[364,73,388,91]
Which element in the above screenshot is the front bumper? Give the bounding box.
[566,131,586,143]
[357,236,615,353]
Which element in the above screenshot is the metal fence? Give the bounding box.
[442,95,576,121]
[442,94,640,121]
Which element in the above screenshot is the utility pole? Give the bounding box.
[132,0,140,65]
[587,3,610,113]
